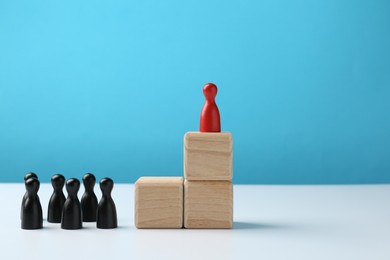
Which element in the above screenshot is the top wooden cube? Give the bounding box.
[184,132,233,181]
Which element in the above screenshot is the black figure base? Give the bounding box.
[97,178,117,229]
[47,174,66,223]
[21,178,43,229]
[61,178,82,230]
[81,173,98,222]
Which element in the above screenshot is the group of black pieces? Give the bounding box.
[21,172,117,230]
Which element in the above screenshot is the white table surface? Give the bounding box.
[1,183,389,260]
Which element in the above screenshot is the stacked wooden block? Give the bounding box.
[134,132,233,229]
[183,132,233,228]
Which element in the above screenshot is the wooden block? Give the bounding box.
[184,132,233,181]
[184,180,233,229]
[135,177,183,229]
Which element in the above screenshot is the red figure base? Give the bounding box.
[200,83,221,132]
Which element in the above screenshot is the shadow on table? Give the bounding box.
[233,221,292,230]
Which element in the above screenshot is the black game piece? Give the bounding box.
[81,173,98,222]
[21,178,43,229]
[21,172,38,220]
[47,174,66,223]
[61,178,82,230]
[97,178,117,229]
[24,172,38,181]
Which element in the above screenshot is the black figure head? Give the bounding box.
[24,172,38,182]
[100,178,114,196]
[82,173,96,190]
[51,174,65,190]
[25,178,40,195]
[66,178,80,196]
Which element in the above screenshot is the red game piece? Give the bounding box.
[200,83,221,132]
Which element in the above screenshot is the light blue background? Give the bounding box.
[0,0,389,184]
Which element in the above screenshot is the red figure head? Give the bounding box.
[200,83,221,132]
[203,83,218,102]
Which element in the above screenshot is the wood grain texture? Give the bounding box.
[184,180,233,229]
[135,177,183,229]
[184,132,233,181]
